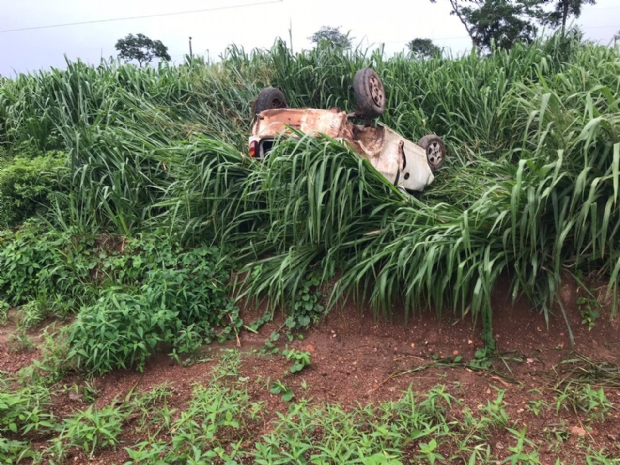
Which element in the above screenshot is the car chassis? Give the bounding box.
[248,69,446,193]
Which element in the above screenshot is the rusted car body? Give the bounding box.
[249,108,435,192]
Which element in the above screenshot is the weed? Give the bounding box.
[555,384,613,421]
[213,349,241,380]
[0,382,56,436]
[578,296,602,331]
[283,348,312,374]
[291,270,326,326]
[469,347,494,370]
[124,439,169,464]
[502,427,540,464]
[7,327,35,353]
[0,437,34,465]
[18,299,49,329]
[526,399,550,417]
[478,388,510,430]
[169,380,250,459]
[56,402,126,458]
[270,380,295,402]
[0,299,9,324]
[262,331,282,354]
[417,439,444,464]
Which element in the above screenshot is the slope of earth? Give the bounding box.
[2,277,619,464]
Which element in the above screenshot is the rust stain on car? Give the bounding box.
[248,68,446,194]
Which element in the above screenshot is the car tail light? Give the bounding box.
[249,140,258,158]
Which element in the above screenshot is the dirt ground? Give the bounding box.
[2,275,620,464]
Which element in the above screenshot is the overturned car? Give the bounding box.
[248,68,446,194]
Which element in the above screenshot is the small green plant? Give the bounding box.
[17,299,49,329]
[56,403,126,458]
[419,384,455,420]
[270,380,295,402]
[0,437,35,465]
[29,324,72,383]
[0,382,56,436]
[479,388,510,430]
[169,323,204,362]
[469,346,494,370]
[526,399,549,417]
[168,373,252,461]
[417,439,444,465]
[287,269,327,335]
[578,296,601,331]
[502,427,540,464]
[0,299,9,324]
[213,349,241,380]
[282,348,311,374]
[7,327,36,353]
[124,439,169,465]
[555,384,613,421]
[262,331,282,354]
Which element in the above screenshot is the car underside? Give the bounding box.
[248,68,446,193]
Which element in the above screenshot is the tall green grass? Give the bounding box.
[1,31,618,345]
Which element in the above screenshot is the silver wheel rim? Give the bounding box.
[427,141,443,168]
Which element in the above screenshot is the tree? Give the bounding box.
[308,26,353,49]
[431,0,543,51]
[542,0,596,31]
[115,33,171,66]
[407,38,442,58]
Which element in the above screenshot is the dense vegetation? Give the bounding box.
[1,31,619,365]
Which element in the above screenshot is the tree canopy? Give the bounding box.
[407,38,442,58]
[115,33,171,66]
[431,0,542,51]
[308,26,353,49]
[431,0,597,51]
[542,0,596,31]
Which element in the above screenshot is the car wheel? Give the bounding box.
[253,87,287,114]
[418,135,446,171]
[353,68,386,119]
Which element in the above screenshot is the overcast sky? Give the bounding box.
[1,0,618,76]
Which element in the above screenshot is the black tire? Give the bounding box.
[253,87,287,114]
[418,135,446,171]
[353,68,386,118]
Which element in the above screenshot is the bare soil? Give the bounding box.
[2,275,620,464]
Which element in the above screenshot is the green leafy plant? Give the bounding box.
[479,388,510,430]
[55,403,126,458]
[7,327,36,353]
[469,346,494,370]
[68,290,179,373]
[502,427,540,464]
[417,439,444,465]
[292,270,325,327]
[0,382,56,436]
[555,384,613,421]
[270,381,295,402]
[0,437,34,465]
[578,296,601,331]
[0,299,9,324]
[0,153,65,227]
[526,399,549,417]
[283,348,312,374]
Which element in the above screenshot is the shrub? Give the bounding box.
[0,221,95,307]
[68,290,179,374]
[0,153,65,227]
[67,236,240,374]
